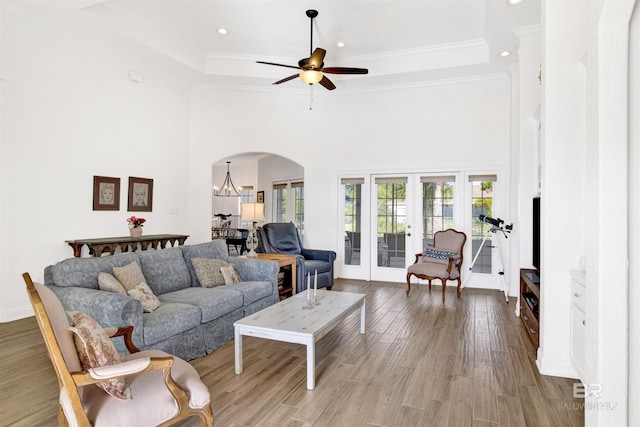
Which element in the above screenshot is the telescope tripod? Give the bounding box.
[461,227,510,303]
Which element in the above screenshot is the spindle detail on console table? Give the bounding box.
[65,234,189,257]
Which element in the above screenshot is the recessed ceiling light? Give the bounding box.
[506,0,525,5]
[499,50,512,57]
[217,28,229,35]
[336,42,346,48]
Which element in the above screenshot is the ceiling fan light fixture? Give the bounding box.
[300,70,323,85]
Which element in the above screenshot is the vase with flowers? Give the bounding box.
[127,216,146,238]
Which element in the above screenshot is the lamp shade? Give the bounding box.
[299,70,323,85]
[241,202,265,222]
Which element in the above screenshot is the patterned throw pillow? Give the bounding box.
[112,261,147,292]
[220,264,242,285]
[97,272,126,294]
[127,282,161,313]
[67,311,131,400]
[192,258,229,288]
[423,248,456,260]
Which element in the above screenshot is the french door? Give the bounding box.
[368,175,413,281]
[341,171,500,287]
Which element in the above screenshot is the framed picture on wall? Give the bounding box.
[257,191,264,203]
[93,176,120,211]
[128,177,153,212]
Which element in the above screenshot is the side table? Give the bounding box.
[252,253,297,298]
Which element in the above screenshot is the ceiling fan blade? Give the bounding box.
[318,75,336,91]
[321,67,369,75]
[308,48,326,69]
[273,74,299,85]
[256,61,302,71]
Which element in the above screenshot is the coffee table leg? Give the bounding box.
[307,340,315,390]
[234,327,243,374]
[360,299,366,334]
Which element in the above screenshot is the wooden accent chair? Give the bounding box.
[406,229,467,303]
[22,272,214,427]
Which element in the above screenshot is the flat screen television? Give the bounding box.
[532,196,540,273]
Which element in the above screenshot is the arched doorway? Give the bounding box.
[211,153,304,251]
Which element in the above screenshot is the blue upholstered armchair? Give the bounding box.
[256,222,336,293]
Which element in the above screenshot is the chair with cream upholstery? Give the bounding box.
[406,229,467,303]
[22,272,214,427]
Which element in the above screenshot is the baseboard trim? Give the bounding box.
[537,355,580,379]
[0,305,34,323]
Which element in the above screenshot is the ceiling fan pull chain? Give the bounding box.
[309,85,314,110]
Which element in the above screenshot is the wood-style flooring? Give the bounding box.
[0,279,584,427]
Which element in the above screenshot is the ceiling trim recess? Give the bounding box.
[204,39,490,79]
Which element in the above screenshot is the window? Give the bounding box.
[421,176,455,248]
[272,180,304,231]
[272,183,287,223]
[342,178,363,265]
[240,186,254,204]
[239,187,254,228]
[292,181,304,235]
[469,175,496,273]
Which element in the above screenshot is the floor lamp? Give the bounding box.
[241,202,265,257]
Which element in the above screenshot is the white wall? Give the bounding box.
[188,78,512,261]
[0,7,193,321]
[583,1,634,425]
[628,2,640,424]
[539,0,587,378]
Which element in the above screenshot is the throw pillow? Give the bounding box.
[97,272,126,294]
[192,258,229,288]
[220,264,242,285]
[112,261,147,292]
[127,282,161,313]
[423,248,456,260]
[67,311,131,400]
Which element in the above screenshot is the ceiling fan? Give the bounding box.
[256,9,368,90]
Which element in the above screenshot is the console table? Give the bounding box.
[66,234,189,257]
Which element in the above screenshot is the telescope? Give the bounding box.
[479,214,513,231]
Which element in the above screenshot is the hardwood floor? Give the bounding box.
[0,279,584,427]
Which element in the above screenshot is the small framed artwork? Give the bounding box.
[93,176,120,211]
[257,191,264,203]
[128,177,153,212]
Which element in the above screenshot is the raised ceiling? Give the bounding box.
[8,0,540,92]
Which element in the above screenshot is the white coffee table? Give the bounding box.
[234,289,366,390]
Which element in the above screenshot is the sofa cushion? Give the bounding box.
[158,287,243,323]
[97,272,126,294]
[127,283,161,313]
[219,281,273,305]
[67,311,131,400]
[113,261,147,292]
[220,265,242,285]
[191,258,229,288]
[138,248,191,295]
[141,303,201,346]
[50,253,140,289]
[181,240,230,287]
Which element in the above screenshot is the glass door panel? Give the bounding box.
[376,178,407,268]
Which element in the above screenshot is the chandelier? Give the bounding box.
[214,161,241,197]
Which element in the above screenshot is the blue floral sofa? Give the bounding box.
[44,240,279,361]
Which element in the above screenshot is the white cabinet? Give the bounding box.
[570,270,586,381]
